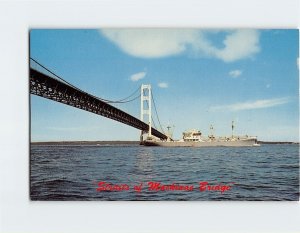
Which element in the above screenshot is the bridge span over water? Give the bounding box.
[30,59,168,140]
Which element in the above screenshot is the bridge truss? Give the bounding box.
[30,68,168,140]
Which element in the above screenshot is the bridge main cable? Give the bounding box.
[29,65,168,140]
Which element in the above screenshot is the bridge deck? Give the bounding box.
[30,68,168,140]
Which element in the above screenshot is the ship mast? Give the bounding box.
[231,120,234,139]
[209,124,214,138]
[166,125,175,141]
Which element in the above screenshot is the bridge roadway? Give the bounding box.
[30,68,168,140]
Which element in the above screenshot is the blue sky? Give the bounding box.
[30,29,299,142]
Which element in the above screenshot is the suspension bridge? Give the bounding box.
[29,58,168,141]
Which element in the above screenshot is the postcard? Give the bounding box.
[30,29,299,201]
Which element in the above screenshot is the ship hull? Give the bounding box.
[143,138,258,147]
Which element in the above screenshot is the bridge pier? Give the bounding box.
[140,84,152,139]
[139,131,144,145]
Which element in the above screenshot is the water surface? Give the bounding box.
[30,144,299,201]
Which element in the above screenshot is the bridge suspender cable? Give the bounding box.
[151,89,166,135]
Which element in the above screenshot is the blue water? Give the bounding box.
[30,144,299,201]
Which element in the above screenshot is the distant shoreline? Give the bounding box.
[31,141,140,145]
[31,140,299,145]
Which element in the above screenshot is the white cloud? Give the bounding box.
[229,69,243,78]
[101,29,197,58]
[210,97,290,112]
[130,71,146,81]
[100,29,260,62]
[213,30,260,62]
[158,82,168,88]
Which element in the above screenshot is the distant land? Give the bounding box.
[31,141,299,145]
[31,141,140,145]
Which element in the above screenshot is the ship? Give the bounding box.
[143,122,259,147]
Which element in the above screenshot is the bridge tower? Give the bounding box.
[140,84,152,140]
